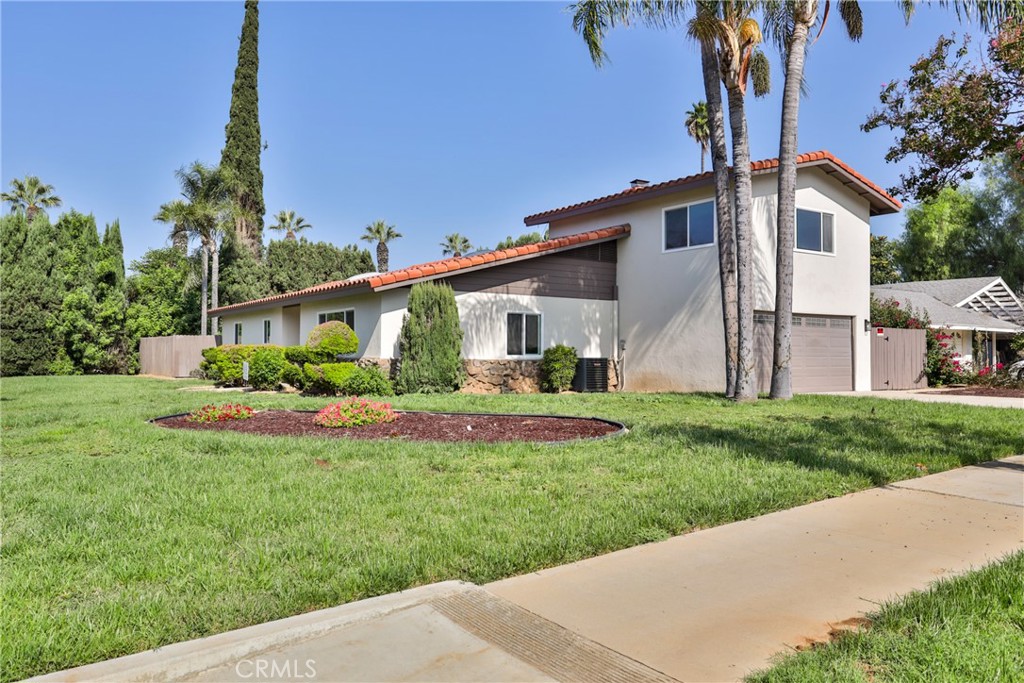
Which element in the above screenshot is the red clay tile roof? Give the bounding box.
[523,151,902,226]
[209,224,630,315]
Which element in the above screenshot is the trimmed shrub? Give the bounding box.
[303,362,357,395]
[313,398,397,428]
[307,321,358,358]
[280,363,305,389]
[541,345,578,392]
[249,347,287,390]
[200,345,280,386]
[340,365,394,396]
[395,282,464,394]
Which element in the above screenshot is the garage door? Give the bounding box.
[754,313,853,393]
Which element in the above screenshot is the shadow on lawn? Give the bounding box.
[650,414,1015,487]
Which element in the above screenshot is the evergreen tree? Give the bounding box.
[395,282,464,394]
[266,238,373,294]
[0,214,62,375]
[219,228,268,309]
[220,0,265,250]
[94,221,132,372]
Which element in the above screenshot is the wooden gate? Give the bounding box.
[871,328,927,390]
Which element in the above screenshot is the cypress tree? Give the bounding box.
[1,214,62,375]
[219,228,268,307]
[395,282,465,394]
[220,0,265,251]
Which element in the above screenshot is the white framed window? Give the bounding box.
[796,208,835,254]
[263,319,271,344]
[233,323,242,344]
[507,312,541,356]
[663,199,715,252]
[318,309,355,329]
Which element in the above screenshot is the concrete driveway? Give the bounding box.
[824,388,1023,409]
[30,457,1024,683]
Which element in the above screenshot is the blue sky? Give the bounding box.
[1,1,981,271]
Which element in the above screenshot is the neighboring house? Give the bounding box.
[212,150,899,393]
[525,151,900,392]
[872,277,1024,369]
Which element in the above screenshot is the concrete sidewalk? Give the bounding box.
[825,388,1023,409]
[31,457,1024,683]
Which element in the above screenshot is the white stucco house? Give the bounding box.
[872,277,1023,369]
[212,150,901,393]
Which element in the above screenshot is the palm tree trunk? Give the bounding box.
[210,241,220,337]
[200,244,209,336]
[26,205,38,223]
[727,83,757,402]
[377,241,389,272]
[700,40,738,398]
[770,13,812,400]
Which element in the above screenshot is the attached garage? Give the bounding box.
[755,313,854,393]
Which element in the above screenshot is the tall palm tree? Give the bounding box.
[440,233,472,258]
[572,0,748,397]
[360,220,402,272]
[155,162,240,335]
[269,210,312,241]
[2,175,62,222]
[684,101,711,173]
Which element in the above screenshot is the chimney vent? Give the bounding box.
[629,179,649,189]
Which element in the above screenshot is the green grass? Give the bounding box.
[747,551,1024,683]
[2,376,1021,680]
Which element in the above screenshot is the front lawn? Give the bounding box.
[748,551,1024,683]
[2,376,1021,680]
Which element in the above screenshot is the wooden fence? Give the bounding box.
[139,336,218,378]
[870,327,927,391]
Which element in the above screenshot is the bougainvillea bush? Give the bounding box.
[313,399,397,428]
[186,403,255,423]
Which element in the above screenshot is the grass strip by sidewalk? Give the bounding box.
[748,551,1024,683]
[2,376,1022,680]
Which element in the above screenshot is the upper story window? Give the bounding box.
[796,208,835,254]
[318,309,355,329]
[664,200,715,252]
[233,323,242,345]
[263,319,271,344]
[507,312,541,356]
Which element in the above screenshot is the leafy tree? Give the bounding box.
[863,18,1024,201]
[440,233,472,258]
[870,235,902,285]
[1,175,62,222]
[963,154,1024,292]
[395,282,464,394]
[360,219,402,272]
[126,247,201,339]
[220,0,265,250]
[895,186,976,282]
[684,100,710,173]
[218,228,268,308]
[268,210,311,241]
[54,210,101,292]
[495,231,545,250]
[266,238,373,294]
[0,213,61,375]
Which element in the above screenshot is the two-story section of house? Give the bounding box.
[523,151,902,393]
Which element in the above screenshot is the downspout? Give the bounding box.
[614,285,623,391]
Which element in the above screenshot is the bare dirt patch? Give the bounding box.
[154,410,624,443]
[932,386,1024,399]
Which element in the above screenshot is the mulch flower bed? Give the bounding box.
[154,410,623,443]
[933,386,1024,399]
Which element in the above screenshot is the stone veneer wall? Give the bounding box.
[358,357,619,394]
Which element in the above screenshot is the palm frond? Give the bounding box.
[750,48,771,97]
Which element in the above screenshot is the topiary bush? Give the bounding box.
[248,347,287,390]
[340,365,394,396]
[280,363,305,389]
[306,321,358,358]
[395,282,464,394]
[200,345,277,386]
[541,344,578,392]
[303,362,357,395]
